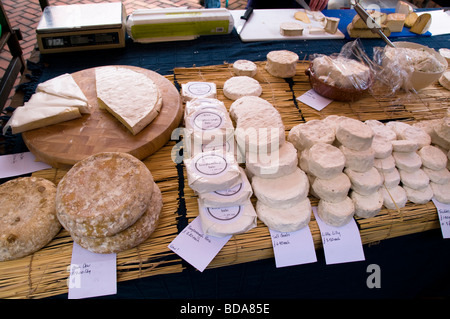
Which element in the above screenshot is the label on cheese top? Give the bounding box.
[206,205,242,222]
[192,110,224,130]
[214,182,242,197]
[194,153,228,176]
[187,82,214,96]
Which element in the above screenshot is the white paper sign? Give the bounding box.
[432,198,450,239]
[270,226,317,268]
[168,216,231,272]
[313,207,365,265]
[68,242,117,299]
[297,89,333,111]
[0,152,51,178]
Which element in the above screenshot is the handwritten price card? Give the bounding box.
[432,198,450,238]
[68,242,117,299]
[313,207,365,265]
[297,89,333,111]
[168,216,231,272]
[0,152,51,178]
[270,226,317,268]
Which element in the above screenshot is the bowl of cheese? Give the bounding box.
[382,41,448,91]
[306,55,373,102]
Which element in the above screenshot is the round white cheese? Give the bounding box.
[336,118,374,151]
[392,151,422,172]
[371,135,393,159]
[252,167,309,209]
[430,181,450,204]
[379,167,401,188]
[198,167,252,208]
[229,96,274,122]
[306,143,346,179]
[399,168,430,190]
[439,70,450,91]
[403,184,433,204]
[365,120,397,142]
[265,50,299,78]
[391,140,419,153]
[374,155,396,173]
[198,200,257,237]
[423,166,450,185]
[317,197,355,227]
[398,125,431,148]
[311,172,351,203]
[245,141,298,178]
[256,197,312,233]
[233,60,258,77]
[184,97,227,117]
[418,145,448,171]
[381,185,407,210]
[184,151,242,193]
[223,76,262,100]
[287,119,335,151]
[339,145,375,172]
[181,81,217,102]
[350,188,383,219]
[345,167,383,196]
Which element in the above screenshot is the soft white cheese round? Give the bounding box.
[365,120,397,142]
[345,167,383,196]
[379,167,401,188]
[233,59,258,77]
[311,172,351,203]
[350,188,383,219]
[317,197,355,227]
[381,185,407,210]
[223,76,262,100]
[374,155,396,173]
[256,197,312,233]
[418,145,448,171]
[265,50,299,78]
[391,140,419,153]
[181,81,217,102]
[306,143,346,179]
[398,125,431,148]
[403,184,433,204]
[392,151,422,172]
[371,135,393,159]
[252,167,309,209]
[430,181,450,204]
[339,145,375,172]
[423,166,450,185]
[288,120,335,151]
[336,118,374,151]
[399,168,430,190]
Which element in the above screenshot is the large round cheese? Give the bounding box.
[311,172,351,203]
[56,152,154,238]
[305,143,346,179]
[350,188,383,219]
[252,167,309,209]
[223,76,262,100]
[339,144,375,172]
[418,145,448,171]
[265,50,299,78]
[345,167,383,196]
[399,168,430,190]
[423,166,450,184]
[256,197,312,233]
[430,181,450,204]
[381,185,407,210]
[403,184,433,205]
[71,184,163,254]
[0,177,61,261]
[392,151,422,172]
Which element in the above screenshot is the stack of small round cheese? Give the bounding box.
[56,152,163,254]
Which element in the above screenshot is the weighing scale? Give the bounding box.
[36,2,127,54]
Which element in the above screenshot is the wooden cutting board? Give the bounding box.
[22,66,183,169]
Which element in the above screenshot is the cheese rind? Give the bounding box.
[311,172,351,203]
[223,76,262,100]
[233,60,257,77]
[26,91,90,114]
[265,50,299,78]
[345,167,383,196]
[410,13,432,35]
[36,73,89,105]
[403,184,433,204]
[350,188,383,219]
[304,143,346,179]
[336,118,374,151]
[317,197,355,227]
[382,185,407,209]
[96,66,162,135]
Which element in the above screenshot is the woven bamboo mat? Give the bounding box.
[0,62,447,299]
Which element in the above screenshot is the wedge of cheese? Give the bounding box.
[95,66,163,135]
[36,73,90,112]
[4,105,81,134]
[25,91,90,114]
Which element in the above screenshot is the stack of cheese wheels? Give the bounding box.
[335,118,384,219]
[0,177,61,261]
[56,152,163,254]
[184,102,257,238]
[386,121,431,206]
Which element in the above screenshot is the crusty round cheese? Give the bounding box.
[439,70,450,91]
[233,60,258,77]
[350,188,383,219]
[385,121,412,139]
[0,177,61,261]
[430,181,450,204]
[371,135,393,159]
[392,151,422,172]
[256,197,312,233]
[391,140,419,153]
[339,144,375,172]
[71,184,163,254]
[223,76,262,100]
[379,167,401,188]
[418,145,448,171]
[365,120,397,142]
[403,184,433,205]
[306,143,346,179]
[399,168,430,190]
[229,96,274,122]
[336,118,374,151]
[252,167,309,209]
[382,185,407,210]
[317,197,355,227]
[56,152,154,238]
[345,167,383,196]
[311,172,351,203]
[423,166,450,184]
[398,125,431,148]
[245,141,298,178]
[265,50,299,78]
[288,120,335,151]
[374,155,396,173]
[181,81,217,102]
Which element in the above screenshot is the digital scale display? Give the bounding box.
[43,32,120,49]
